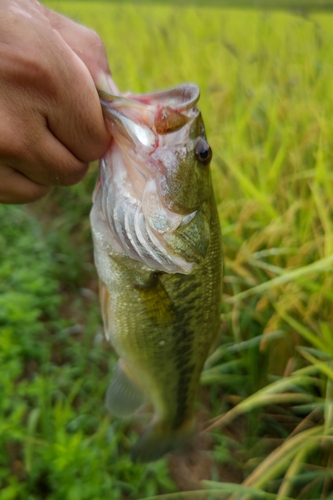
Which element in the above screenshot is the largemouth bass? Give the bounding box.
[90,83,222,463]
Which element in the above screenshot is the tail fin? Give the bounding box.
[131,417,196,463]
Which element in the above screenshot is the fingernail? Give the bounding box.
[96,73,120,96]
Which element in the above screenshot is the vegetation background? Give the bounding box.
[1,1,333,499]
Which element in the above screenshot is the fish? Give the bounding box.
[90,82,222,463]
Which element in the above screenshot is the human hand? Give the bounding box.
[0,0,115,204]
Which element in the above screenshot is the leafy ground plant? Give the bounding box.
[2,1,333,498]
[0,204,175,499]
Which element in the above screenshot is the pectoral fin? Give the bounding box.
[105,361,145,418]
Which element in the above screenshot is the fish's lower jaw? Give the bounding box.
[130,416,196,464]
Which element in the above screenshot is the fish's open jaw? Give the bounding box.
[98,84,200,137]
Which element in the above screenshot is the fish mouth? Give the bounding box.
[124,83,200,112]
[98,83,202,188]
[98,83,200,113]
[98,83,200,138]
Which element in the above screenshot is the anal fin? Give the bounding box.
[106,361,145,418]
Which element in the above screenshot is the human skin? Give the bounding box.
[0,0,116,204]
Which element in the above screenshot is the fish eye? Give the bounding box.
[195,140,212,165]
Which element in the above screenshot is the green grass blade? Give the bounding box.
[226,255,333,304]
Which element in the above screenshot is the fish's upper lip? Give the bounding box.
[126,83,200,112]
[98,83,200,113]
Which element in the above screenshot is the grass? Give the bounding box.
[1,1,333,498]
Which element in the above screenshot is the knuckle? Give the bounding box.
[80,28,109,70]
[85,28,104,50]
[58,160,89,186]
[81,125,110,162]
[3,44,56,97]
[0,121,30,159]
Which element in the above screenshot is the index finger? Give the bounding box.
[42,30,111,163]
